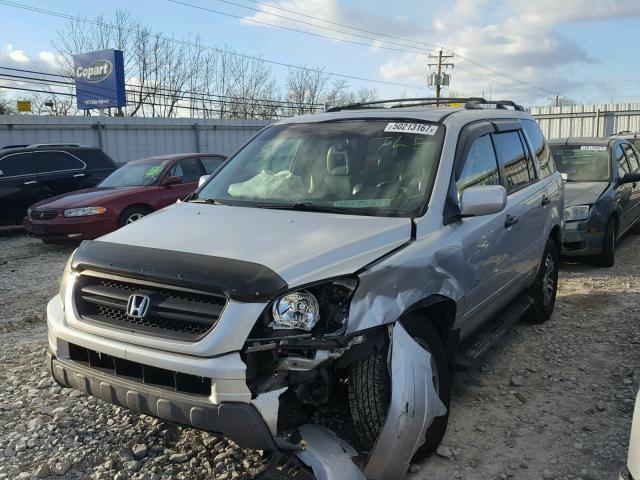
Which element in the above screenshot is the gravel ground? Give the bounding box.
[0,230,638,479]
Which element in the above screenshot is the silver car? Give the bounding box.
[46,98,563,479]
[549,138,640,267]
[621,389,639,480]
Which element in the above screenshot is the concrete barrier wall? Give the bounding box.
[0,115,272,162]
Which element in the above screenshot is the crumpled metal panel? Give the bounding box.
[364,322,447,480]
[251,387,288,435]
[295,424,366,480]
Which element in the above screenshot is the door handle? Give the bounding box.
[541,195,551,206]
[73,173,85,178]
[505,214,519,228]
[24,180,37,185]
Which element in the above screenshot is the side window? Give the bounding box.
[34,151,84,174]
[616,145,631,177]
[77,149,116,169]
[169,158,202,182]
[522,119,556,178]
[493,131,535,193]
[200,156,225,175]
[0,153,35,177]
[456,134,500,195]
[623,144,640,172]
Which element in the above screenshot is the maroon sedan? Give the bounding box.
[24,153,225,242]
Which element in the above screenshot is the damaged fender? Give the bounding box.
[364,322,447,480]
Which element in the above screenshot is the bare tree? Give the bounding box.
[0,90,15,114]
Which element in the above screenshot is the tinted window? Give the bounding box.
[200,156,225,174]
[456,134,499,195]
[493,131,535,192]
[616,145,630,177]
[623,144,640,172]
[0,153,34,177]
[549,145,611,182]
[169,158,203,182]
[75,149,116,169]
[34,151,84,174]
[522,119,555,178]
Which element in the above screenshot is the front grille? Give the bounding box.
[74,274,226,340]
[68,343,211,396]
[31,208,58,220]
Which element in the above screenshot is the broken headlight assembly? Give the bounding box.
[252,277,358,338]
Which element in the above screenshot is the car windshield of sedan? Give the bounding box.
[99,160,168,187]
[194,120,444,217]
[549,145,611,182]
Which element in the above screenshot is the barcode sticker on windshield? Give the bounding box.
[580,145,607,151]
[384,122,438,135]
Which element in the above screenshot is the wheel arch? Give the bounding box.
[118,203,155,224]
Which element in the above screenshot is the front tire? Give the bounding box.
[595,217,616,268]
[118,206,151,228]
[348,321,450,458]
[526,237,559,323]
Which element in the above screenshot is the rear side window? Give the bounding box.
[493,131,536,193]
[75,149,116,169]
[456,134,500,195]
[200,156,225,174]
[0,153,34,177]
[616,145,630,177]
[34,151,84,174]
[522,119,555,178]
[168,158,203,182]
[623,144,640,172]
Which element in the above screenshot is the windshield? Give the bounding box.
[549,145,611,182]
[195,120,444,216]
[99,160,168,187]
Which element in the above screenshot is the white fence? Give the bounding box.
[530,103,640,139]
[0,115,272,162]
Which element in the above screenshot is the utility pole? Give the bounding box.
[428,49,454,102]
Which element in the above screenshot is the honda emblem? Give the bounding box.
[126,294,150,319]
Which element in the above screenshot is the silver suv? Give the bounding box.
[46,98,563,479]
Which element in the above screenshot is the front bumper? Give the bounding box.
[47,351,276,450]
[561,221,604,256]
[23,214,118,241]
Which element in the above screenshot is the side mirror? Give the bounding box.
[460,185,507,217]
[0,169,4,177]
[162,175,182,186]
[198,175,211,188]
[619,172,640,185]
[560,172,568,181]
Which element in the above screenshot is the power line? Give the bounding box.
[0,1,429,91]
[169,0,433,55]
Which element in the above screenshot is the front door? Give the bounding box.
[0,152,40,225]
[160,157,204,207]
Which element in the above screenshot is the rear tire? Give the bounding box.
[595,218,616,267]
[118,206,151,228]
[348,321,450,458]
[525,237,559,323]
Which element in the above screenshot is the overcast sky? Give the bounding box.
[1,0,640,107]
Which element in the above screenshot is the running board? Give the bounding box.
[456,294,534,370]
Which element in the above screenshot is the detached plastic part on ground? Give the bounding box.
[286,323,447,480]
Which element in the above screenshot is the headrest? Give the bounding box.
[327,145,350,176]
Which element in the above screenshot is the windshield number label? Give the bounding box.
[384,122,438,135]
[580,145,607,151]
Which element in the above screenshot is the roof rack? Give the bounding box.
[26,143,85,149]
[326,97,525,112]
[1,144,29,149]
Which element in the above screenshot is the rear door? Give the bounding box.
[491,124,545,290]
[199,155,226,175]
[34,150,87,197]
[160,157,204,206]
[622,142,640,230]
[0,152,39,224]
[70,149,116,187]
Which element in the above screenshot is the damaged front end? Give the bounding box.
[243,282,447,480]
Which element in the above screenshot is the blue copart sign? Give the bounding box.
[73,49,126,110]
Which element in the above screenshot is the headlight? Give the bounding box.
[563,205,590,221]
[272,291,320,331]
[63,207,107,218]
[58,253,75,310]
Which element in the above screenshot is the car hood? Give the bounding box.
[31,186,152,210]
[564,182,610,207]
[99,202,412,287]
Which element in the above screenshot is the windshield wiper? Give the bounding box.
[188,197,227,205]
[254,202,352,213]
